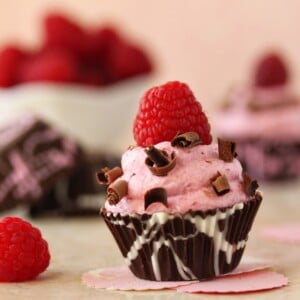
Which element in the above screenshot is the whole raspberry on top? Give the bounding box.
[0,216,50,282]
[254,52,289,87]
[133,81,212,147]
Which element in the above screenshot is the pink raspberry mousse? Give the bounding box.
[105,141,249,214]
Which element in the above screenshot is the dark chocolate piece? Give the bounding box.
[145,146,169,167]
[255,190,263,201]
[145,146,176,176]
[144,187,167,210]
[171,132,201,148]
[96,166,123,185]
[0,115,82,211]
[218,138,237,162]
[107,179,128,205]
[242,172,259,196]
[211,172,230,195]
[96,167,109,185]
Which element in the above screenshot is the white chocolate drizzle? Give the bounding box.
[107,202,246,280]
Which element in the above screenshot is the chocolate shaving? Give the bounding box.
[145,146,169,166]
[255,190,263,201]
[218,138,237,162]
[106,179,128,205]
[96,166,123,185]
[145,146,176,176]
[211,172,230,196]
[144,187,168,210]
[242,172,259,196]
[171,132,202,148]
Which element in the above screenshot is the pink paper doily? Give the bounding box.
[261,223,300,244]
[81,258,287,294]
[82,265,185,291]
[176,270,288,294]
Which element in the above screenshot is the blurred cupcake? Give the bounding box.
[214,52,300,181]
[99,81,262,281]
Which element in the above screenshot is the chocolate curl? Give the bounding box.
[145,146,176,176]
[171,132,202,148]
[96,166,123,185]
[211,172,230,196]
[242,172,259,197]
[144,187,168,210]
[145,146,169,166]
[218,138,237,162]
[107,179,128,205]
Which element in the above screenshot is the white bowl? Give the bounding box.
[0,76,150,155]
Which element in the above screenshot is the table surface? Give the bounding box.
[0,180,300,300]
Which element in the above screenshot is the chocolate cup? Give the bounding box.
[101,194,262,281]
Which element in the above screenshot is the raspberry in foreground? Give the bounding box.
[0,217,50,282]
[133,81,212,147]
[254,52,289,87]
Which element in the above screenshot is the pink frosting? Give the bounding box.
[214,86,300,141]
[105,142,249,214]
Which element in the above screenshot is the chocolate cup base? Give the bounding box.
[102,195,262,281]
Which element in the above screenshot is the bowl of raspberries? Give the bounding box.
[0,13,153,154]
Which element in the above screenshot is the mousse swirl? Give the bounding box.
[105,141,249,214]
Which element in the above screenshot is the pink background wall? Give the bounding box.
[0,0,299,116]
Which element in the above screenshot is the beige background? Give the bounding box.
[1,0,300,117]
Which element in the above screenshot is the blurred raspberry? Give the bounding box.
[107,41,152,82]
[0,216,50,282]
[43,13,86,56]
[80,68,105,86]
[83,26,121,61]
[0,14,153,87]
[19,48,78,83]
[0,46,26,87]
[254,52,289,87]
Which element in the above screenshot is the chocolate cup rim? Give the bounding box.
[101,193,262,218]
